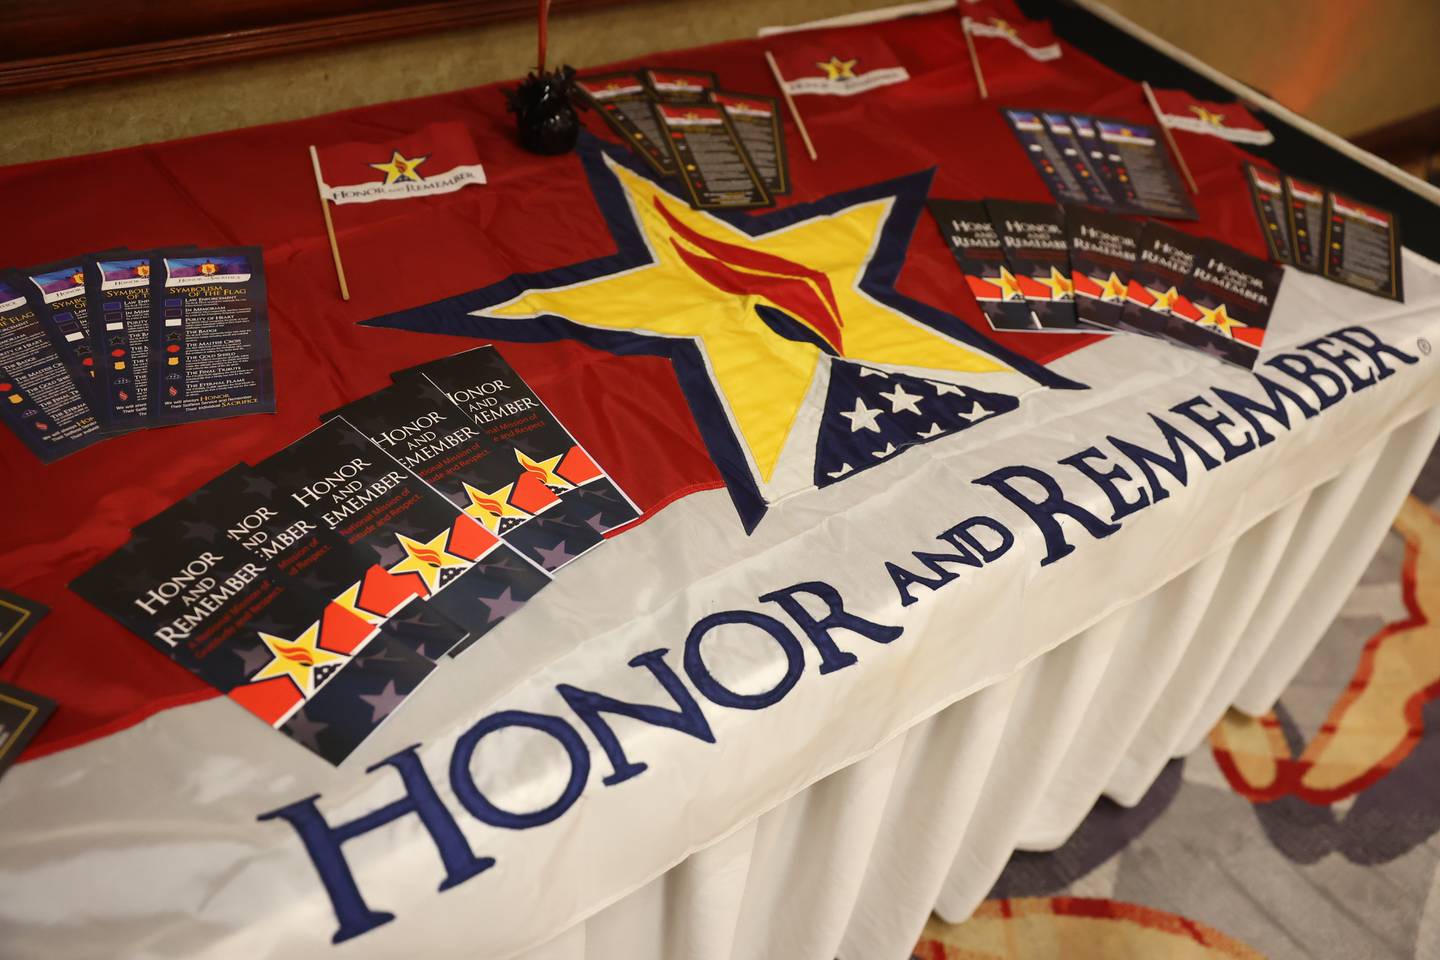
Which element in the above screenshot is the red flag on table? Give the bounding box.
[313,121,486,208]
[1150,88,1274,145]
[770,33,911,97]
[961,0,1062,62]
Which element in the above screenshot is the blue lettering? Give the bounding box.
[973,464,1121,566]
[684,610,804,709]
[450,711,590,829]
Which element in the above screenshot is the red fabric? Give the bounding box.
[0,8,1272,760]
[1152,87,1270,136]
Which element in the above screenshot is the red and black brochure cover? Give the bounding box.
[1177,238,1284,368]
[928,198,1038,332]
[987,199,1078,330]
[1121,220,1206,340]
[1064,205,1140,332]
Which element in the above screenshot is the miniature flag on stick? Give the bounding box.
[1149,87,1274,145]
[961,0,1063,64]
[310,122,488,298]
[1142,81,1200,195]
[764,49,819,162]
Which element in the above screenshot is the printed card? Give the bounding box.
[575,71,677,177]
[1121,221,1208,340]
[1243,164,1294,265]
[713,91,790,196]
[1283,175,1325,273]
[85,253,157,430]
[1064,206,1140,332]
[987,199,1078,330]
[0,682,55,782]
[22,256,106,409]
[1040,112,1114,207]
[148,246,275,425]
[1093,117,1198,220]
[0,587,47,667]
[1070,114,1142,210]
[396,346,643,533]
[0,272,103,463]
[653,102,771,210]
[254,418,551,655]
[1323,191,1403,302]
[643,68,718,104]
[1003,109,1090,205]
[325,377,604,571]
[928,199,1038,331]
[1177,239,1284,368]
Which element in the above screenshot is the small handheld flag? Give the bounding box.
[1142,81,1199,196]
[765,49,818,162]
[308,145,350,301]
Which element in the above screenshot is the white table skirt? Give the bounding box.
[515,405,1440,960]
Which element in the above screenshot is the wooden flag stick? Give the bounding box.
[764,49,818,162]
[962,17,988,100]
[308,144,351,301]
[1142,80,1199,195]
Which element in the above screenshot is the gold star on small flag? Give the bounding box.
[370,151,428,185]
[462,481,530,531]
[252,624,345,696]
[1189,104,1227,128]
[816,56,858,80]
[390,530,469,593]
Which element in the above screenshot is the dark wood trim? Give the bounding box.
[0,0,639,97]
[1351,105,1440,170]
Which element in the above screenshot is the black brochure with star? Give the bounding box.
[1120,220,1207,341]
[147,246,275,426]
[253,417,551,655]
[1003,109,1090,205]
[1283,175,1325,272]
[84,251,159,431]
[0,271,104,463]
[575,71,677,177]
[1178,239,1284,368]
[1040,112,1114,207]
[142,464,468,664]
[1322,191,1403,302]
[324,377,603,572]
[72,490,436,765]
[1064,206,1140,332]
[0,681,55,782]
[0,588,47,667]
[712,91,790,197]
[1243,164,1294,266]
[396,346,643,534]
[927,199,1037,332]
[987,199,1078,330]
[652,101,771,210]
[643,67,718,104]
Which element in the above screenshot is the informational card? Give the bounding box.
[1070,114,1142,210]
[1179,239,1284,368]
[0,681,54,782]
[149,246,275,425]
[254,418,551,654]
[1243,164,1294,266]
[1121,221,1207,340]
[72,493,437,765]
[147,464,468,663]
[987,199,1078,330]
[0,587,47,667]
[1040,112,1114,206]
[713,91,790,197]
[1003,109,1089,205]
[398,346,643,533]
[653,102,771,209]
[0,273,103,463]
[23,257,105,405]
[575,71,677,177]
[1323,191,1403,302]
[1283,175,1325,273]
[643,68,718,104]
[85,253,155,430]
[1065,206,1140,332]
[325,377,604,571]
[1094,118,1198,220]
[927,199,1037,332]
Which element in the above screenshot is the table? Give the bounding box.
[2,1,1439,957]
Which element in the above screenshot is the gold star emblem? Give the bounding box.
[816,56,858,81]
[1100,272,1128,301]
[474,158,1014,483]
[1036,266,1074,300]
[1196,301,1243,337]
[369,151,428,185]
[251,624,345,696]
[515,449,571,490]
[389,530,470,593]
[989,17,1018,37]
[462,481,530,531]
[1147,286,1181,312]
[997,265,1026,302]
[1189,104,1227,128]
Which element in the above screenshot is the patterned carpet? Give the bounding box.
[914,443,1440,959]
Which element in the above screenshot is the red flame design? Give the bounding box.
[274,643,315,666]
[654,196,845,354]
[410,546,445,566]
[470,494,504,515]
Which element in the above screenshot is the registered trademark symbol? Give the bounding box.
[1419,337,1432,356]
